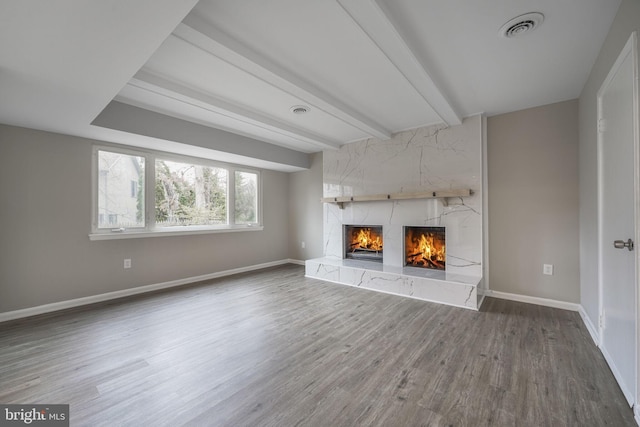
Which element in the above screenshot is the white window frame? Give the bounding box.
[90,145,263,241]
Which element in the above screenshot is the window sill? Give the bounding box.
[89,225,264,241]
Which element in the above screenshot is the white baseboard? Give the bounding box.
[287,258,306,266]
[0,259,295,323]
[578,305,600,346]
[481,289,580,312]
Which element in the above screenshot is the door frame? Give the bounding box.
[596,30,639,408]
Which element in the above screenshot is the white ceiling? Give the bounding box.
[0,0,621,171]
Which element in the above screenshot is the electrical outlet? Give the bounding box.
[543,264,553,275]
[301,241,306,249]
[124,259,132,269]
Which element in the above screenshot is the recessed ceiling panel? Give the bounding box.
[136,34,369,143]
[191,0,443,131]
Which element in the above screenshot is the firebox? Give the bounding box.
[404,226,446,270]
[344,225,383,262]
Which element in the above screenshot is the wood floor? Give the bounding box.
[0,264,634,426]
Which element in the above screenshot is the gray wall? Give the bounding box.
[288,152,324,261]
[579,0,640,323]
[0,124,291,313]
[488,100,580,302]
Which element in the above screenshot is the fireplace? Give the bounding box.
[404,226,446,270]
[344,225,383,262]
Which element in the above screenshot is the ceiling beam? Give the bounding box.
[178,15,392,140]
[337,0,462,126]
[125,71,343,151]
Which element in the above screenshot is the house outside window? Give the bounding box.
[97,151,144,229]
[131,180,138,198]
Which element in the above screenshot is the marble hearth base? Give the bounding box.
[305,257,482,310]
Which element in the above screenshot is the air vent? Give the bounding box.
[290,105,309,114]
[499,12,544,38]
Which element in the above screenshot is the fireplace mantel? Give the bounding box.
[321,188,472,209]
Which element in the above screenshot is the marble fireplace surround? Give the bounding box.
[305,115,485,310]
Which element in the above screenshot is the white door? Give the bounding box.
[598,32,638,406]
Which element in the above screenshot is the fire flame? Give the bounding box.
[418,233,444,261]
[405,229,445,270]
[352,228,382,251]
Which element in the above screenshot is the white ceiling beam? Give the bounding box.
[178,15,392,140]
[337,0,462,126]
[127,71,343,151]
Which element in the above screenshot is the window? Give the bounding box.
[155,159,227,227]
[235,171,258,224]
[97,150,145,229]
[92,147,261,239]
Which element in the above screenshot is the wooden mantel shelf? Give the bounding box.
[321,189,472,209]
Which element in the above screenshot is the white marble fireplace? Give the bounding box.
[305,115,486,310]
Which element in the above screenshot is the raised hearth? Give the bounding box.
[306,257,481,310]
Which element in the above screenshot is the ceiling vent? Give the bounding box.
[290,105,309,114]
[499,12,544,38]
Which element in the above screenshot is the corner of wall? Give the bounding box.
[481,113,489,291]
[578,304,601,346]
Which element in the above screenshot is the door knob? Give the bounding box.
[613,239,635,251]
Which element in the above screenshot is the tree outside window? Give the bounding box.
[155,160,227,227]
[235,171,258,224]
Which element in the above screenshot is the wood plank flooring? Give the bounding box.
[0,264,634,426]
